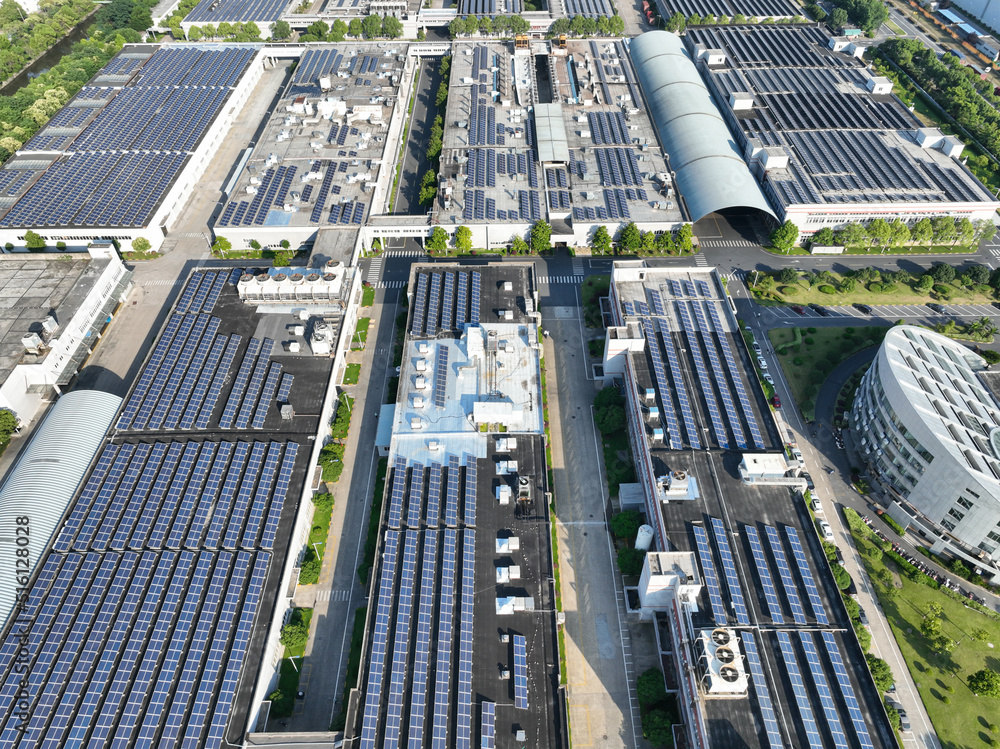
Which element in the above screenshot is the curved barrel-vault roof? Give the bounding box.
[0,389,121,629]
[630,31,776,223]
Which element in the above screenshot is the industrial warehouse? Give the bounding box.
[343,262,563,748]
[602,264,896,748]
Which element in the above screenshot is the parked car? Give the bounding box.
[752,341,762,354]
[791,305,806,315]
[763,373,774,384]
[854,303,873,315]
[771,395,781,408]
[819,520,834,540]
[858,607,869,626]
[928,303,946,313]
[810,303,831,317]
[811,496,823,514]
[757,356,769,370]
[802,472,815,490]
[898,709,911,733]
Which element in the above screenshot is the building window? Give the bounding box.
[967,488,981,499]
[948,508,965,522]
[942,519,957,532]
[979,541,997,555]
[988,531,1000,544]
[957,497,974,510]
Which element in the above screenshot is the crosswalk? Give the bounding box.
[366,256,384,284]
[315,589,351,602]
[725,270,748,281]
[699,239,760,248]
[140,279,185,287]
[537,275,584,285]
[694,253,709,267]
[382,250,426,257]
[987,248,1000,258]
[371,280,405,289]
[572,257,585,276]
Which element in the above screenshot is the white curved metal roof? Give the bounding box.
[630,31,776,223]
[0,390,121,629]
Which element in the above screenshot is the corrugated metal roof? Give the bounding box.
[630,31,776,222]
[0,389,121,630]
[533,103,570,164]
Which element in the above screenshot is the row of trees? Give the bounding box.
[448,15,531,39]
[813,216,994,251]
[547,14,626,38]
[591,222,694,255]
[880,38,1000,176]
[771,261,1000,292]
[418,56,450,207]
[663,12,805,32]
[426,220,553,255]
[0,0,99,83]
[829,0,886,33]
[183,20,262,41]
[296,14,402,42]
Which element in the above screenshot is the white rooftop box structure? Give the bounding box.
[496,536,520,553]
[729,92,754,111]
[865,76,893,95]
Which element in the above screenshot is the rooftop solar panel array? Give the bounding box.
[693,526,727,626]
[765,525,807,625]
[410,270,480,335]
[799,631,850,748]
[785,526,829,624]
[674,301,729,449]
[0,45,256,229]
[776,630,824,749]
[512,634,528,709]
[710,517,751,625]
[184,0,288,23]
[822,632,877,749]
[745,526,783,623]
[741,631,785,749]
[433,345,450,408]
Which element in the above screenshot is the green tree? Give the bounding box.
[619,221,641,252]
[361,13,381,37]
[665,11,686,31]
[330,18,348,40]
[969,669,1000,697]
[866,218,891,248]
[510,236,529,255]
[271,19,291,38]
[866,654,894,693]
[454,225,472,254]
[617,547,645,576]
[24,230,45,250]
[917,274,934,291]
[931,263,956,283]
[777,267,799,285]
[188,25,203,40]
[971,627,990,642]
[381,14,402,38]
[770,220,798,252]
[675,224,693,253]
[280,238,290,249]
[131,236,151,253]
[530,220,551,254]
[279,615,309,653]
[592,225,612,255]
[597,404,626,434]
[98,0,135,30]
[888,219,910,247]
[811,227,836,246]
[637,668,667,708]
[982,350,1000,366]
[855,622,872,652]
[595,386,623,409]
[427,226,448,253]
[831,563,851,590]
[838,223,866,246]
[933,216,957,244]
[642,709,675,746]
[249,239,261,250]
[435,80,448,107]
[611,510,642,539]
[912,218,934,246]
[418,170,437,206]
[348,17,362,36]
[965,263,990,284]
[212,236,231,254]
[0,409,18,438]
[830,6,848,27]
[128,2,151,30]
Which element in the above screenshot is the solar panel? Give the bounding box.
[513,634,528,709]
[426,273,442,336]
[675,301,729,449]
[464,456,477,527]
[710,518,750,625]
[456,272,469,326]
[234,341,275,430]
[359,530,400,749]
[776,631,824,749]
[407,463,425,528]
[409,529,438,742]
[640,319,682,450]
[117,315,184,428]
[431,529,458,746]
[276,373,294,403]
[704,302,766,449]
[456,529,476,748]
[184,442,235,548]
[654,318,701,450]
[821,631,876,749]
[387,457,408,529]
[433,345,449,408]
[798,631,849,748]
[481,701,496,749]
[445,456,461,527]
[692,526,727,626]
[765,525,807,625]
[745,526,784,623]
[412,273,429,336]
[441,272,456,330]
[689,301,748,449]
[785,527,829,624]
[470,272,481,325]
[164,317,222,429]
[218,338,263,428]
[196,334,243,429]
[260,443,297,551]
[385,531,419,745]
[426,462,443,527]
[251,362,283,429]
[741,631,784,749]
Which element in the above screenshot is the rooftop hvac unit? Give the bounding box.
[413,395,425,409]
[21,332,43,354]
[504,281,513,291]
[415,358,427,371]
[429,441,441,451]
[645,388,656,401]
[652,428,664,442]
[648,407,660,423]
[712,628,731,646]
[497,485,512,505]
[415,376,427,390]
[41,315,58,334]
[417,342,429,354]
[411,417,423,429]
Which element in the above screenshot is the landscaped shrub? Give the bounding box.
[793,357,804,366]
[807,327,817,334]
[818,284,836,294]
[804,337,814,345]
[869,282,884,293]
[781,285,799,296]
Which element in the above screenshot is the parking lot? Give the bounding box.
[768,302,1000,320]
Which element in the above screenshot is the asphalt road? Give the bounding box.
[392,58,443,215]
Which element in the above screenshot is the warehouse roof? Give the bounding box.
[0,389,121,629]
[630,31,776,222]
[534,103,570,163]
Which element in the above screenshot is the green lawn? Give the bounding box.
[283,608,313,659]
[351,317,371,350]
[583,275,610,328]
[767,326,888,419]
[885,17,905,34]
[361,286,375,307]
[269,658,302,719]
[755,272,997,309]
[849,524,1000,749]
[343,363,361,385]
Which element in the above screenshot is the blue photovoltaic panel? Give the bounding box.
[433,345,449,408]
[387,457,408,530]
[445,456,460,527]
[71,444,137,550]
[179,334,228,429]
[674,301,729,449]
[456,272,469,326]
[409,529,438,743]
[441,272,456,330]
[470,272,481,325]
[117,315,183,428]
[696,279,712,296]
[201,442,250,549]
[742,632,784,749]
[426,463,443,527]
[798,632,849,749]
[164,317,222,429]
[147,442,202,549]
[127,445,184,549]
[130,315,199,430]
[765,525,807,625]
[175,273,206,313]
[481,702,496,749]
[426,273,442,336]
[107,443,170,551]
[359,530,400,749]
[513,635,528,709]
[163,443,217,550]
[705,302,766,449]
[239,444,282,549]
[456,529,476,749]
[464,457,477,527]
[407,463,425,528]
[385,532,419,748]
[649,289,665,316]
[785,527,829,625]
[821,632,876,749]
[655,317,701,449]
[53,445,119,552]
[745,526,783,623]
[251,362,283,429]
[412,273,429,336]
[201,270,228,313]
[234,340,275,430]
[146,314,214,429]
[195,334,244,429]
[710,518,750,626]
[218,338,262,428]
[623,300,635,316]
[692,526,727,626]
[640,319,682,450]
[776,631,824,749]
[216,442,268,550]
[690,301,748,449]
[431,529,458,748]
[260,443,297,551]
[183,442,235,548]
[277,373,294,403]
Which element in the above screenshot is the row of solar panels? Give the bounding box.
[386,455,478,530]
[410,271,482,337]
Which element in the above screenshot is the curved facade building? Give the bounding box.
[851,326,1000,574]
[0,389,121,628]
[630,31,776,223]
